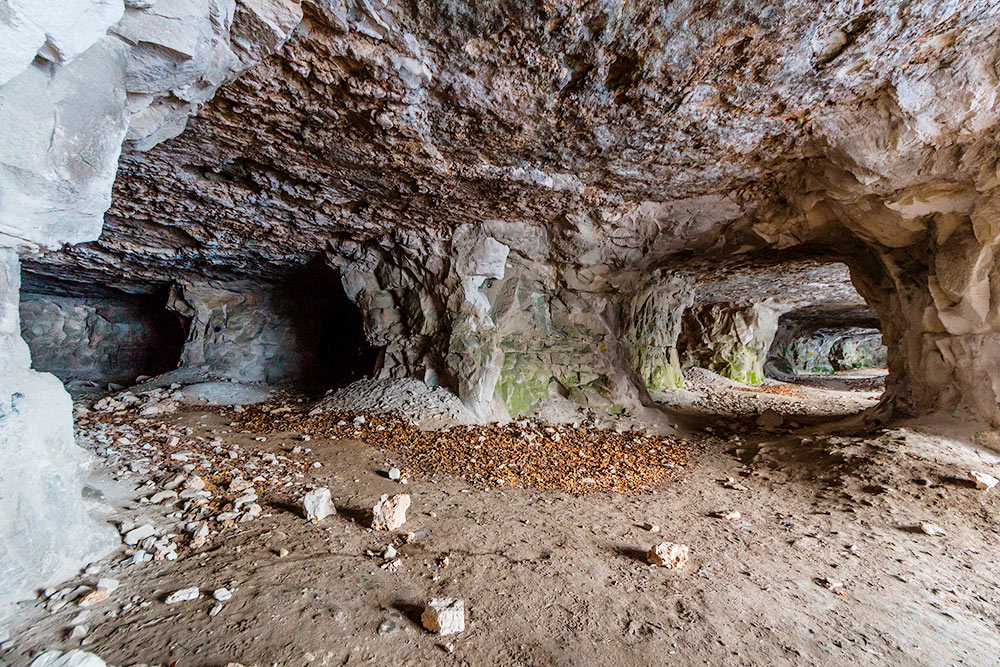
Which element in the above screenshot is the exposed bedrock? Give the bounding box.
[0,0,302,622]
[767,305,886,376]
[19,289,186,386]
[678,303,780,386]
[851,216,1000,425]
[0,250,117,621]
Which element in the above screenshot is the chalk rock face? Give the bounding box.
[0,0,302,251]
[0,252,118,624]
[0,0,124,85]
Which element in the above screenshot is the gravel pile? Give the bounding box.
[313,378,476,428]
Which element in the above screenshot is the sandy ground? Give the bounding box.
[5,372,1000,666]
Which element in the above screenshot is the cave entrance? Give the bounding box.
[279,260,381,395]
[18,274,188,391]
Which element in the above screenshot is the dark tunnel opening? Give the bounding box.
[18,274,188,389]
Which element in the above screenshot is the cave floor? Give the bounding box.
[6,379,1000,666]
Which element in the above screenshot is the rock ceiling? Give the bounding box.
[24,0,1000,293]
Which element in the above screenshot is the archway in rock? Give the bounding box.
[766,304,887,392]
[632,256,889,428]
[18,274,187,391]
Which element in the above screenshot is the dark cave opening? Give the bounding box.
[279,260,381,395]
[18,275,188,388]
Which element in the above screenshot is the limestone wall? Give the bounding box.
[20,294,185,384]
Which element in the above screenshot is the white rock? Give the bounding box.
[184,475,206,490]
[212,587,232,602]
[96,578,118,593]
[123,525,155,546]
[646,542,690,569]
[130,550,151,565]
[388,467,401,480]
[969,471,999,490]
[920,522,946,536]
[421,598,465,636]
[165,587,200,604]
[303,488,336,522]
[383,545,397,559]
[29,649,107,667]
[149,490,177,504]
[372,493,410,531]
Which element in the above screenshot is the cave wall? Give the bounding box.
[0,250,117,621]
[770,327,886,375]
[0,0,303,623]
[20,294,185,385]
[678,303,781,385]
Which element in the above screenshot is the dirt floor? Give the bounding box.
[5,371,1000,666]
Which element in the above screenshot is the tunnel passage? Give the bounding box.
[173,261,381,394]
[280,261,382,394]
[767,305,887,376]
[18,274,187,387]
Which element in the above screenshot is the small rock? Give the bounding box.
[165,587,200,604]
[969,471,999,490]
[646,542,690,569]
[383,545,397,559]
[209,603,223,617]
[77,589,108,608]
[388,467,401,481]
[720,510,742,521]
[378,619,397,635]
[184,475,206,491]
[920,522,945,536]
[29,650,107,667]
[213,588,232,602]
[755,409,784,429]
[303,487,337,522]
[277,548,289,558]
[123,524,155,546]
[96,578,118,594]
[149,490,178,504]
[353,415,366,424]
[69,625,88,641]
[372,493,411,531]
[421,598,465,636]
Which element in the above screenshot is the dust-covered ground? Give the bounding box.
[4,371,1000,666]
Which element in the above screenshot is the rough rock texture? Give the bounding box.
[0,0,303,622]
[19,293,185,384]
[0,250,117,625]
[8,0,1000,619]
[767,305,886,376]
[678,302,780,386]
[13,1,1000,425]
[0,0,301,250]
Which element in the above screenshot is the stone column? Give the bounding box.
[678,302,780,385]
[0,249,116,622]
[625,274,693,391]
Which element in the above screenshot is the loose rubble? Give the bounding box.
[302,488,337,522]
[646,542,690,569]
[421,598,465,636]
[372,494,411,531]
[229,406,691,494]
